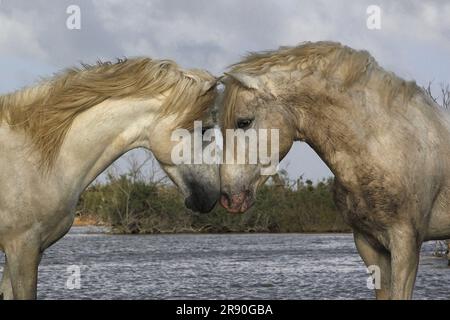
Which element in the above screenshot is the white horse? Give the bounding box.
[0,58,219,299]
[219,41,450,299]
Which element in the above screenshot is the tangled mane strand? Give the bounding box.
[221,77,243,129]
[0,58,216,171]
[222,41,420,127]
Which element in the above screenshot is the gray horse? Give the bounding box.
[219,41,450,299]
[0,58,220,299]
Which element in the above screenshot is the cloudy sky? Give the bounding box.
[1,0,449,181]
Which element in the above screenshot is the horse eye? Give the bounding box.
[237,119,253,129]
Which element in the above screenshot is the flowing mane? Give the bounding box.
[0,58,216,170]
[223,41,420,127]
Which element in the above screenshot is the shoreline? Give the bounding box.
[72,220,351,235]
[73,215,104,227]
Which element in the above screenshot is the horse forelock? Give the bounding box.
[221,78,244,129]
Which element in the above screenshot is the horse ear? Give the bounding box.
[225,72,263,91]
[200,80,217,95]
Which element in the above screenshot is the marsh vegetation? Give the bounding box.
[76,156,347,234]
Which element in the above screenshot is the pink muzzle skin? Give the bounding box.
[220,191,253,214]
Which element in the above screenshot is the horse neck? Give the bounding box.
[285,75,387,185]
[286,72,443,188]
[53,97,163,195]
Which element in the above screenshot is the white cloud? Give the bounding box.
[382,2,450,50]
[0,12,46,59]
[1,0,448,77]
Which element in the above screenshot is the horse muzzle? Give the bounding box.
[220,190,254,213]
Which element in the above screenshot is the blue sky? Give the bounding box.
[0,0,449,181]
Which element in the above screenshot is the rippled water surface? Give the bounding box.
[1,226,450,299]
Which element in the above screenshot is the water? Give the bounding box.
[1,226,450,299]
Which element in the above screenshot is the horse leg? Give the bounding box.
[388,227,421,300]
[0,258,13,300]
[353,232,391,300]
[5,235,42,300]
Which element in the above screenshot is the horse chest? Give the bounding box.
[333,180,398,240]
